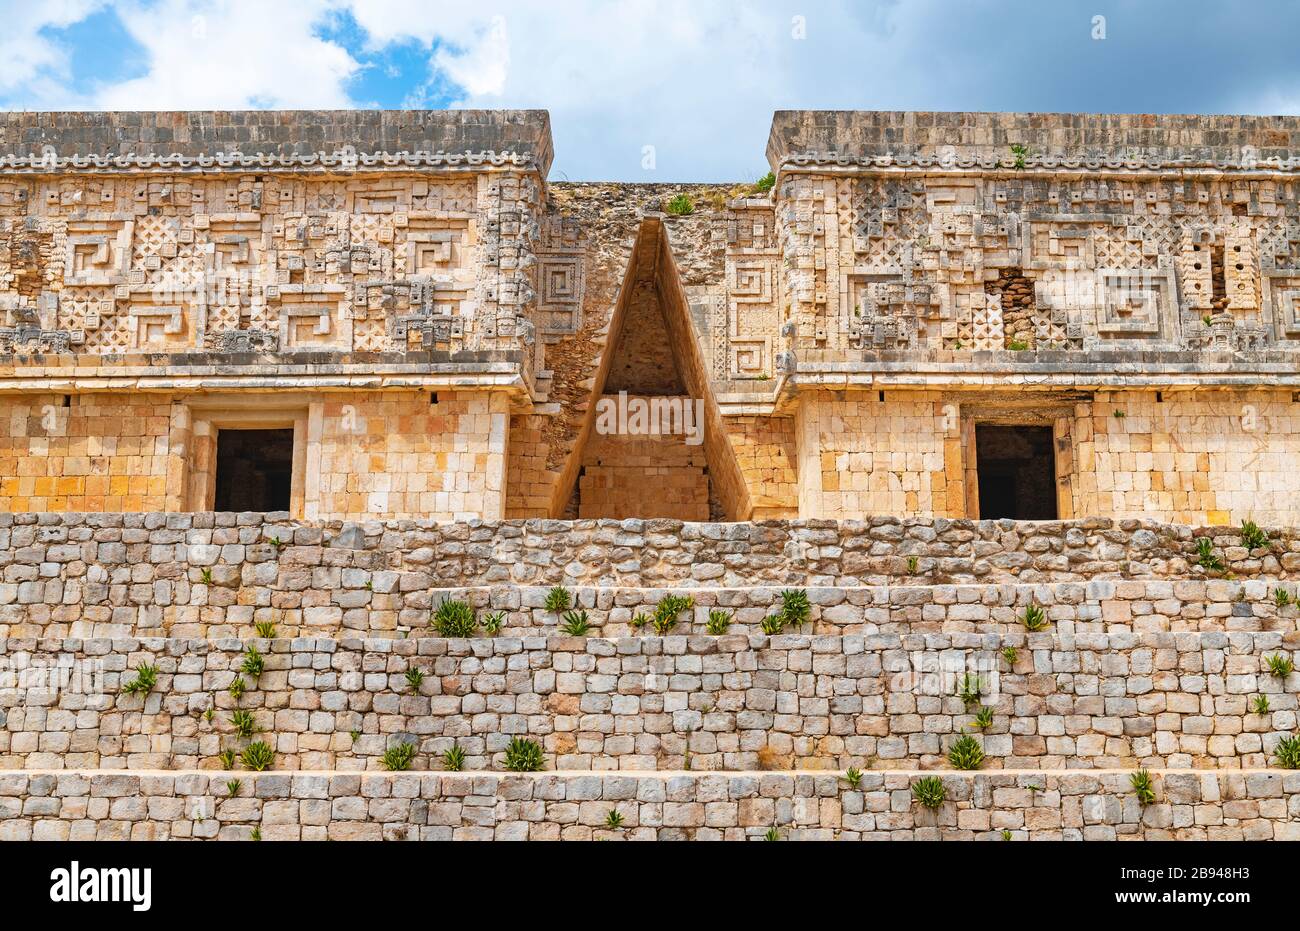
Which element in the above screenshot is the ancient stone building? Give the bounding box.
[5,109,1300,526]
[2,110,1299,842]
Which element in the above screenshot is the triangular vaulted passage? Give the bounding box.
[559,218,745,520]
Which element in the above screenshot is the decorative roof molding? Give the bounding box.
[779,151,1300,173]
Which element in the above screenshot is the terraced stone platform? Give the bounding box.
[2,515,1298,840]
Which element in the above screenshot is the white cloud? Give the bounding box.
[344,0,891,180]
[94,0,357,110]
[0,0,907,178]
[0,0,107,100]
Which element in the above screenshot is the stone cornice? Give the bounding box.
[0,148,542,174]
[0,353,535,396]
[777,151,1300,175]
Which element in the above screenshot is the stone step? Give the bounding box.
[2,514,1296,598]
[3,633,1296,771]
[0,768,1295,841]
[7,579,1299,640]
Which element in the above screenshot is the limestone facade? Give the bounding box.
[4,110,1300,524]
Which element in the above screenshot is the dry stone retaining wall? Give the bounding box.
[5,574,1300,640]
[3,631,1297,772]
[4,513,1300,639]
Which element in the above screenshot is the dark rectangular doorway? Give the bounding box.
[214,428,294,512]
[975,425,1058,520]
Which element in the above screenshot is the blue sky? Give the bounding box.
[3,0,1299,180]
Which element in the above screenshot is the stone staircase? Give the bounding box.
[1,513,1298,840]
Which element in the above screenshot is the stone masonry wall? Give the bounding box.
[0,389,509,522]
[6,575,1300,641]
[309,391,509,522]
[0,394,183,513]
[2,512,1299,841]
[1074,390,1300,527]
[2,628,1297,772]
[5,514,1300,608]
[797,391,962,519]
[0,770,1295,841]
[578,417,709,521]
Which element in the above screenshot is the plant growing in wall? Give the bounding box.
[652,594,694,634]
[1001,830,1013,841]
[1130,768,1157,806]
[560,609,592,636]
[630,612,651,631]
[481,611,506,635]
[843,766,863,789]
[778,589,811,630]
[1266,653,1295,679]
[911,776,946,810]
[229,677,246,701]
[230,709,256,739]
[121,663,159,696]
[1009,143,1028,169]
[442,743,466,772]
[1274,735,1300,769]
[544,586,572,613]
[905,555,920,575]
[254,620,276,638]
[970,706,995,730]
[226,779,241,797]
[1007,339,1029,351]
[604,809,625,830]
[759,614,786,635]
[404,667,425,692]
[1195,537,1225,573]
[1020,602,1049,632]
[665,194,694,216]
[957,674,984,707]
[432,598,478,637]
[382,741,418,771]
[1240,520,1269,551]
[241,741,275,772]
[948,734,985,770]
[218,749,236,770]
[752,171,776,194]
[240,645,265,680]
[705,609,733,634]
[1274,589,1294,609]
[1001,646,1018,666]
[503,736,545,772]
[200,568,213,585]
[1252,695,1271,715]
[250,827,262,842]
